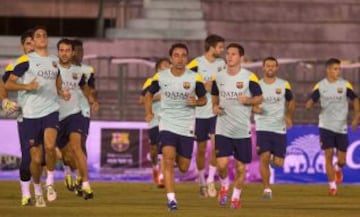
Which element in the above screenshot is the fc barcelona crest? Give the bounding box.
[111,132,130,152]
[337,87,343,94]
[183,82,191,89]
[275,88,282,94]
[52,61,58,68]
[236,82,244,89]
[72,73,79,80]
[218,66,222,72]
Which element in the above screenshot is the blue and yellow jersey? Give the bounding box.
[211,67,262,138]
[58,64,86,121]
[12,52,60,119]
[254,78,293,134]
[141,77,160,128]
[141,78,153,96]
[2,61,24,122]
[310,78,357,134]
[187,56,226,119]
[2,62,14,83]
[78,63,95,118]
[147,69,206,137]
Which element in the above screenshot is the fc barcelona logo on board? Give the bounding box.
[111,132,130,152]
[236,82,243,89]
[183,82,191,89]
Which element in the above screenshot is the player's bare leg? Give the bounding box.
[30,146,46,207]
[260,152,272,199]
[158,154,165,188]
[324,148,337,196]
[335,150,346,184]
[44,128,58,202]
[149,145,159,185]
[231,161,246,209]
[217,157,230,206]
[162,145,178,210]
[196,140,208,197]
[70,132,93,199]
[61,144,76,191]
[207,134,217,197]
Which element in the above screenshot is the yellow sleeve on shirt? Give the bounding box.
[312,83,319,91]
[195,73,204,83]
[152,72,160,81]
[187,59,199,71]
[346,81,353,90]
[142,78,153,90]
[15,54,29,65]
[249,73,259,83]
[5,62,14,72]
[285,81,292,90]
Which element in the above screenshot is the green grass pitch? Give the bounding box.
[0,181,359,217]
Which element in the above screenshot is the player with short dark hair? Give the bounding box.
[144,43,207,211]
[306,58,359,196]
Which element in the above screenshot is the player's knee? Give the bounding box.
[70,143,83,154]
[217,163,227,172]
[260,157,270,165]
[150,146,158,156]
[324,154,333,163]
[163,156,175,167]
[273,158,284,167]
[197,151,206,160]
[337,160,346,168]
[324,149,334,158]
[45,146,56,153]
[235,166,246,175]
[178,166,187,173]
[44,139,56,149]
[178,163,190,173]
[197,141,207,150]
[62,156,72,166]
[31,155,42,165]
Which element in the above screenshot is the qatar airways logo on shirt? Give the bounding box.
[62,81,78,90]
[264,96,282,104]
[37,70,58,80]
[220,91,242,100]
[322,95,343,101]
[164,91,190,100]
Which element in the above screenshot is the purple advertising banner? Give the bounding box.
[1,120,359,183]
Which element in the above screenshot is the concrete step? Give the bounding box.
[105,28,207,40]
[204,0,360,23]
[127,19,206,30]
[144,0,201,10]
[144,8,203,20]
[207,21,360,42]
